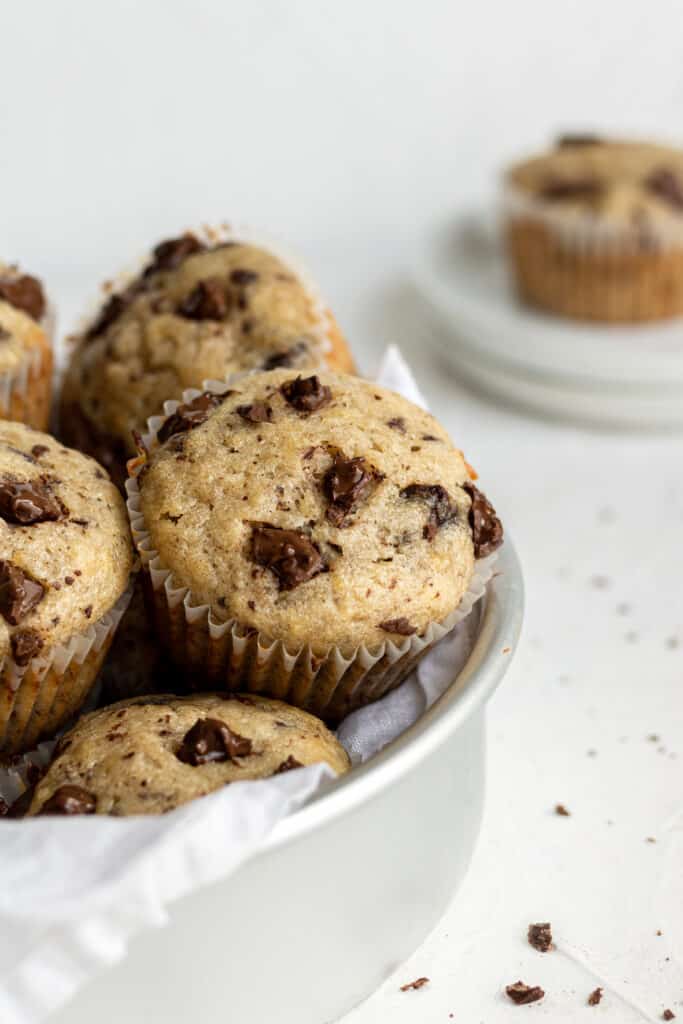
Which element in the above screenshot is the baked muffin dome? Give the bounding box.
[60,234,354,485]
[27,693,350,816]
[0,264,52,430]
[134,369,500,652]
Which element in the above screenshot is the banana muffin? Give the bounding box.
[27,693,350,816]
[504,136,683,321]
[60,233,355,487]
[0,264,52,430]
[0,422,133,754]
[127,369,502,722]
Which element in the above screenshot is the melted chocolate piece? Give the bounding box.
[0,274,45,321]
[261,341,308,371]
[464,482,503,558]
[0,476,67,525]
[556,134,602,148]
[280,375,331,414]
[176,717,252,765]
[230,268,259,286]
[11,628,44,666]
[236,401,273,423]
[528,922,553,953]
[400,483,457,541]
[178,278,229,320]
[505,982,545,1005]
[274,755,303,774]
[30,445,49,459]
[645,168,683,210]
[146,234,203,274]
[0,561,44,624]
[324,453,382,527]
[251,524,325,590]
[39,785,96,816]
[157,390,232,445]
[540,178,603,201]
[379,617,417,636]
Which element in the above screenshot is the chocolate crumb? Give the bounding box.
[555,803,570,816]
[39,785,96,816]
[83,605,93,619]
[662,1010,675,1020]
[587,988,603,1006]
[251,524,325,590]
[645,168,683,210]
[177,718,252,766]
[463,482,503,557]
[401,483,458,541]
[324,453,382,527]
[274,756,303,774]
[505,982,545,1005]
[0,273,45,321]
[178,277,229,320]
[237,402,273,424]
[0,561,44,624]
[379,617,417,636]
[400,978,429,992]
[147,234,203,274]
[247,599,255,611]
[157,390,232,444]
[556,133,602,148]
[387,417,406,433]
[280,375,331,414]
[528,922,553,953]
[11,628,43,666]
[30,445,49,459]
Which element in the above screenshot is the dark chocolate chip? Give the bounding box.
[400,483,457,541]
[39,785,96,816]
[528,922,553,953]
[387,417,406,433]
[274,756,303,774]
[84,605,93,619]
[587,988,603,1006]
[0,476,67,525]
[0,561,44,624]
[540,178,603,201]
[324,453,382,527]
[379,617,417,636]
[505,982,545,1005]
[645,168,683,210]
[85,293,129,341]
[251,524,325,590]
[146,234,203,274]
[556,134,602,148]
[236,402,273,424]
[662,1010,675,1020]
[178,277,229,320]
[280,375,331,414]
[176,717,252,766]
[11,628,43,666]
[464,482,503,558]
[0,274,45,321]
[157,390,232,445]
[30,445,49,459]
[229,268,259,286]
[261,341,308,371]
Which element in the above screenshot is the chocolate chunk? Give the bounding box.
[587,988,603,1006]
[85,293,129,341]
[387,417,406,433]
[0,274,45,321]
[540,178,603,201]
[0,561,44,624]
[556,134,602,148]
[230,268,259,286]
[274,756,303,774]
[505,982,545,1005]
[400,978,429,992]
[663,1010,675,1020]
[280,375,331,414]
[261,342,308,371]
[157,390,232,444]
[39,785,96,816]
[251,524,325,590]
[11,628,43,666]
[176,717,252,765]
[645,168,683,210]
[0,476,67,525]
[178,277,229,320]
[400,483,457,541]
[236,402,273,424]
[30,445,49,459]
[324,453,382,527]
[146,234,203,274]
[380,617,417,636]
[528,922,553,953]
[464,482,503,558]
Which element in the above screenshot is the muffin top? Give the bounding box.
[0,264,47,374]
[506,137,683,229]
[62,235,353,460]
[27,693,350,816]
[0,422,133,665]
[134,370,502,652]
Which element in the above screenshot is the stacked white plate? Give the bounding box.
[414,213,683,429]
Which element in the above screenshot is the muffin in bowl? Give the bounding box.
[0,264,52,430]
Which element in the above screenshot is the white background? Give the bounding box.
[2,1,683,1020]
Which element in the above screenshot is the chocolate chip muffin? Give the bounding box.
[504,136,683,321]
[0,264,52,430]
[0,422,133,755]
[60,231,355,487]
[26,693,350,816]
[127,369,502,723]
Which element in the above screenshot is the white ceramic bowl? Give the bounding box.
[52,541,524,1024]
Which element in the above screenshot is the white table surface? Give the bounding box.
[55,241,682,1023]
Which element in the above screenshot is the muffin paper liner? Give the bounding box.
[0,583,133,757]
[125,380,496,725]
[0,302,55,431]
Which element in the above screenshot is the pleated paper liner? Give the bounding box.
[0,584,132,757]
[0,301,55,431]
[126,382,497,726]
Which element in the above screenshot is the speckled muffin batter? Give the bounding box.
[0,423,133,754]
[27,693,350,816]
[61,234,354,485]
[0,264,52,430]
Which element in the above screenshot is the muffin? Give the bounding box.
[127,369,502,723]
[503,136,683,322]
[0,422,133,755]
[60,231,355,487]
[0,264,52,430]
[26,693,350,816]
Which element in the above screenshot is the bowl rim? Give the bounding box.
[262,539,524,852]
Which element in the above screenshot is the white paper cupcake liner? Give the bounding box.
[0,300,55,430]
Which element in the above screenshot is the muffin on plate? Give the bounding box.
[0,422,133,755]
[26,693,350,816]
[60,231,355,487]
[0,264,52,430]
[503,136,683,322]
[127,369,502,724]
